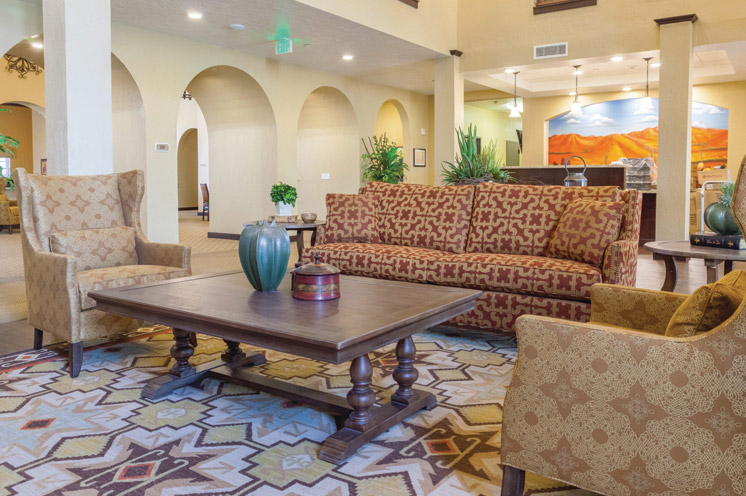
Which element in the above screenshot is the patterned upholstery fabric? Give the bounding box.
[466,183,623,256]
[0,177,19,230]
[602,189,642,286]
[12,168,192,344]
[365,181,475,253]
[546,199,625,266]
[590,284,688,335]
[323,193,381,244]
[50,226,138,271]
[77,265,190,310]
[502,278,746,495]
[665,270,746,337]
[429,252,601,300]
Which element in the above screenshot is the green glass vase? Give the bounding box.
[239,220,290,291]
[704,202,740,236]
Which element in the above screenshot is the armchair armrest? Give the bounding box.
[590,283,688,334]
[602,239,638,286]
[136,237,191,273]
[25,248,81,341]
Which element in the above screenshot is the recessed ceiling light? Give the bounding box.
[611,56,624,62]
[573,69,583,75]
[622,87,632,92]
[228,23,244,30]
[31,42,43,49]
[651,62,661,68]
[342,54,354,61]
[505,68,517,73]
[187,11,203,19]
[569,91,577,96]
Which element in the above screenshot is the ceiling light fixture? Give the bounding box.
[622,87,632,92]
[509,71,521,119]
[30,42,43,49]
[342,54,354,61]
[640,57,654,111]
[651,62,661,68]
[570,65,582,115]
[611,56,624,62]
[4,54,41,79]
[504,68,517,74]
[228,23,245,30]
[187,11,203,19]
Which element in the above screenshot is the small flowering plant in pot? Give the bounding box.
[270,182,298,216]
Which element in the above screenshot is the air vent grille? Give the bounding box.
[534,42,568,60]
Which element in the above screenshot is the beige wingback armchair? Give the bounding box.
[500,155,746,495]
[0,176,19,234]
[13,169,191,377]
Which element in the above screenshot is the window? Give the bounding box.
[0,157,9,178]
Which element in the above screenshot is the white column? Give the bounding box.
[655,16,696,240]
[43,0,112,176]
[434,53,464,186]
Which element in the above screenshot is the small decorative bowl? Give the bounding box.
[301,213,317,224]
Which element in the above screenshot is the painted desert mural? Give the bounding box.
[548,98,728,169]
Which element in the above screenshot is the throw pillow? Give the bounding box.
[50,226,138,271]
[546,199,625,266]
[666,270,746,337]
[323,194,381,244]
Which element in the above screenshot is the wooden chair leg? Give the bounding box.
[69,342,83,378]
[501,465,525,496]
[33,329,43,350]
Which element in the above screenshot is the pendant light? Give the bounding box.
[570,65,582,115]
[640,57,654,111]
[509,71,521,118]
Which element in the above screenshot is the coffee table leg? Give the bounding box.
[725,260,734,276]
[222,340,246,362]
[170,327,195,377]
[705,259,720,283]
[344,354,376,432]
[661,255,678,292]
[392,337,417,405]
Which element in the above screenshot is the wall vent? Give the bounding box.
[534,42,568,60]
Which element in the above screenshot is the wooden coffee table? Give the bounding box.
[90,273,480,463]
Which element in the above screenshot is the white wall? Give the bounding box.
[31,109,46,173]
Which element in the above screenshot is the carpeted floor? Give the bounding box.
[0,326,593,495]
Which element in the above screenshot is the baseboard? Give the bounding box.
[178,207,198,211]
[208,231,297,242]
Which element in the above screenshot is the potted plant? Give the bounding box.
[705,181,740,235]
[270,182,297,216]
[362,134,408,184]
[0,108,19,190]
[441,124,511,185]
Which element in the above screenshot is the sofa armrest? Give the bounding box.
[601,239,638,286]
[136,237,191,273]
[590,283,687,334]
[25,248,81,341]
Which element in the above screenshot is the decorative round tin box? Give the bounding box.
[291,254,341,301]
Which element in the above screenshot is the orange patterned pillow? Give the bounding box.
[546,199,624,266]
[323,194,381,244]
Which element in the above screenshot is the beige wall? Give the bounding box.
[0,105,33,173]
[31,109,45,173]
[176,98,209,207]
[458,0,746,73]
[111,55,146,175]
[464,104,522,165]
[177,128,198,209]
[375,100,404,146]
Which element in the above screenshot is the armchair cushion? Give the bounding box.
[323,193,381,244]
[665,270,746,337]
[50,226,138,271]
[77,265,190,310]
[546,199,624,266]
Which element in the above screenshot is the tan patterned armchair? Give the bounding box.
[500,156,746,495]
[0,176,19,234]
[13,169,191,377]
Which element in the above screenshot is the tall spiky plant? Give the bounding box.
[718,181,735,208]
[441,124,510,185]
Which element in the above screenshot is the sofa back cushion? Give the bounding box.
[466,183,623,256]
[27,174,126,251]
[323,193,381,244]
[50,226,138,271]
[364,181,475,253]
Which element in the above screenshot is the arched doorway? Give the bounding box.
[375,99,410,150]
[177,128,199,210]
[297,86,358,218]
[111,54,146,174]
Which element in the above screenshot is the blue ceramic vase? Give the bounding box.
[238,220,290,292]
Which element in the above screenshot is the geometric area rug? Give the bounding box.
[0,326,594,495]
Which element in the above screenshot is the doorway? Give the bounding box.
[177,128,199,210]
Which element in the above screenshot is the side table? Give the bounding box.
[245,221,323,267]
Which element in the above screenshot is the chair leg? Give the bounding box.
[501,465,525,496]
[33,328,43,350]
[69,342,83,378]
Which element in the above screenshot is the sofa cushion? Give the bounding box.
[50,226,138,271]
[304,243,447,283]
[27,173,126,251]
[466,183,623,256]
[430,252,602,301]
[364,181,475,253]
[665,271,746,337]
[546,199,625,266]
[77,265,190,310]
[323,193,381,244]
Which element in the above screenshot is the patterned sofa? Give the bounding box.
[303,181,642,332]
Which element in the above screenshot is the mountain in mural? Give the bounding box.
[548,126,728,167]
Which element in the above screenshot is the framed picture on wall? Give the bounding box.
[413,148,426,167]
[40,158,47,175]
